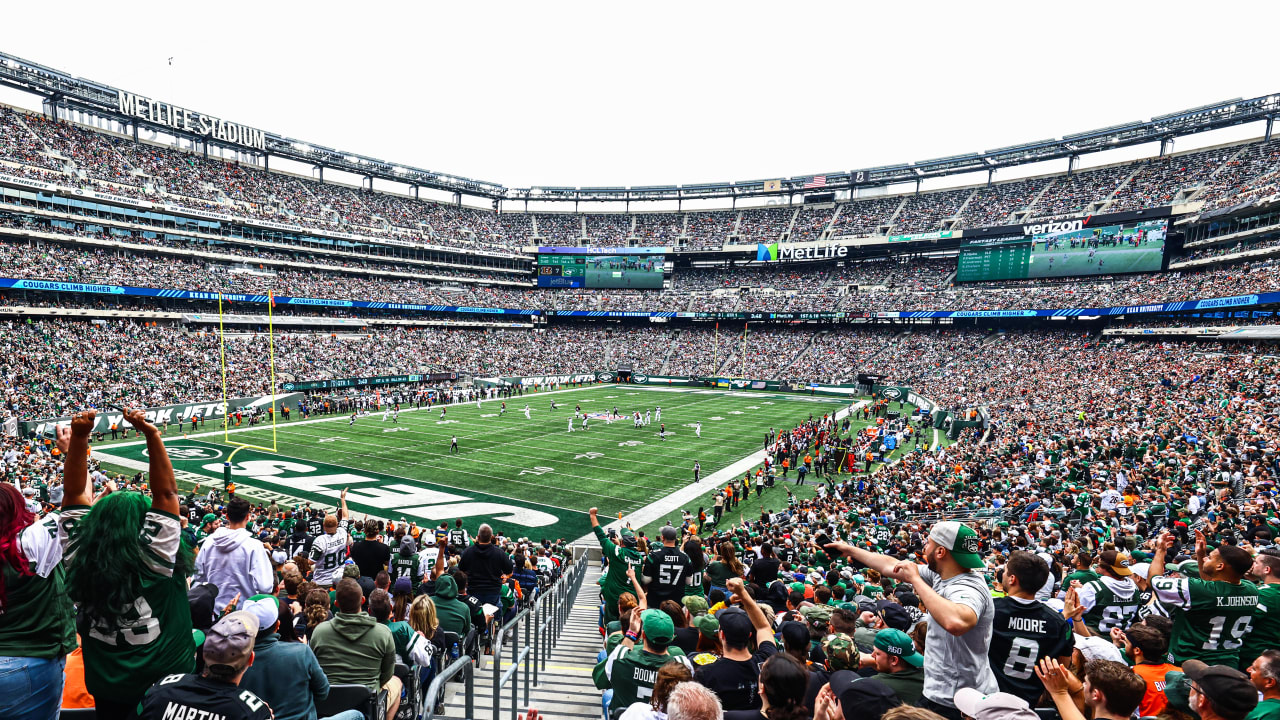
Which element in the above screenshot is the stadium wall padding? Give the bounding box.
[19,393,303,437]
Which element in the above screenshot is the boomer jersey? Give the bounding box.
[1079,577,1140,634]
[989,596,1074,706]
[1151,576,1259,665]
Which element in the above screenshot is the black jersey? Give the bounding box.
[989,596,1074,706]
[643,546,693,606]
[139,673,273,720]
[285,531,313,560]
[307,516,323,536]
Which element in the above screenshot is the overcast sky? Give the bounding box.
[2,1,1277,194]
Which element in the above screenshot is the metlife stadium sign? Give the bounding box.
[117,91,266,151]
[756,242,849,262]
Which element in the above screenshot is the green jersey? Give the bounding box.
[0,512,76,659]
[1063,570,1100,587]
[391,552,420,586]
[60,505,195,702]
[1238,582,1280,670]
[593,643,692,714]
[1079,577,1140,634]
[1151,575,1259,666]
[593,526,644,621]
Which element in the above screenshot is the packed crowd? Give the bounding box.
[3,107,1280,256]
[584,330,1280,720]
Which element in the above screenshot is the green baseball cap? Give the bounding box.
[691,614,719,638]
[682,595,708,617]
[642,609,675,645]
[202,513,218,525]
[874,629,923,667]
[928,521,985,569]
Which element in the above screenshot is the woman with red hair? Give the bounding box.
[0,434,77,720]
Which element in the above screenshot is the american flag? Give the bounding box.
[804,175,827,189]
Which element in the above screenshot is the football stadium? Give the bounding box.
[2,6,1280,720]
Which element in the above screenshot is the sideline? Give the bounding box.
[573,399,870,546]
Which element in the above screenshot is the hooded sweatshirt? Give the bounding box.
[432,574,472,636]
[309,611,395,691]
[192,526,274,612]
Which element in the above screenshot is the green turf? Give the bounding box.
[1026,242,1164,279]
[92,386,875,542]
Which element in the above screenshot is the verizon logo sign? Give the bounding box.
[1022,218,1089,236]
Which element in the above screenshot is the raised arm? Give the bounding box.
[826,540,902,577]
[1149,531,1175,579]
[432,536,448,580]
[338,488,350,523]
[726,577,773,647]
[893,560,978,635]
[124,408,178,516]
[59,411,95,508]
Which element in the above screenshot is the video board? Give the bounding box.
[956,218,1167,283]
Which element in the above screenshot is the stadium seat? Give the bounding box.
[315,684,388,720]
[395,662,420,720]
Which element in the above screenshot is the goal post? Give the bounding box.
[217,291,280,454]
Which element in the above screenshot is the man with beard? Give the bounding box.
[828,520,996,720]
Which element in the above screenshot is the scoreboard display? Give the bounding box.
[956,218,1167,283]
[537,253,665,289]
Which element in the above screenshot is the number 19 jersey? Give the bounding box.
[1151,576,1259,666]
[989,596,1074,706]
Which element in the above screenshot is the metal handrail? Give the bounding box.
[422,656,475,720]
[488,553,589,720]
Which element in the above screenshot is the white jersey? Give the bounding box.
[568,417,575,432]
[309,521,350,585]
[523,408,531,419]
[695,423,702,437]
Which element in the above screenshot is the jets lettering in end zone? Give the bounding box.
[1022,218,1087,236]
[205,459,559,527]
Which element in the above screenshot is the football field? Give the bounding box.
[1027,243,1164,278]
[93,385,879,542]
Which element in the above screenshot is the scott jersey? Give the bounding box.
[59,506,196,703]
[139,672,272,720]
[1151,576,1259,665]
[1079,577,1140,633]
[308,521,350,585]
[643,547,693,606]
[989,596,1074,706]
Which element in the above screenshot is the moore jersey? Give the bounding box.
[60,505,196,703]
[1151,576,1259,665]
[308,521,350,586]
[643,547,693,606]
[1238,583,1280,669]
[139,672,272,720]
[989,596,1074,706]
[1078,577,1140,633]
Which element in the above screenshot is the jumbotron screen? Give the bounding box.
[537,253,665,289]
[956,218,1167,283]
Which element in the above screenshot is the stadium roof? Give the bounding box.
[1,49,1277,204]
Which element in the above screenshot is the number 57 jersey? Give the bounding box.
[989,596,1074,706]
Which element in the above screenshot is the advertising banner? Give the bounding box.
[20,393,301,437]
[281,375,428,392]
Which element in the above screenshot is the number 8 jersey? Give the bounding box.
[1150,575,1259,666]
[989,596,1074,706]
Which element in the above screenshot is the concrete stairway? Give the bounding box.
[436,569,604,720]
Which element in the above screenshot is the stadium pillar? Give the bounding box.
[314,165,324,182]
[1160,137,1173,156]
[1067,154,1079,175]
[262,154,269,171]
[987,169,995,187]
[1267,116,1275,141]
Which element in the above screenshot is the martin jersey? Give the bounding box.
[643,547,692,606]
[989,596,1074,706]
[139,673,272,720]
[1079,577,1140,634]
[1151,576,1259,666]
[308,522,349,585]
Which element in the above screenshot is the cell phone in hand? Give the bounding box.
[814,533,833,547]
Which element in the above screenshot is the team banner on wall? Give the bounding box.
[873,386,912,401]
[0,278,539,316]
[20,393,302,437]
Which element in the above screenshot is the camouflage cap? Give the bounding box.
[822,633,858,671]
